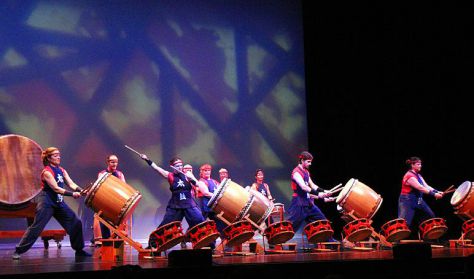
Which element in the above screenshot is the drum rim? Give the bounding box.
[116,191,142,226]
[418,217,446,230]
[207,178,229,210]
[84,172,110,206]
[186,219,217,234]
[451,181,472,207]
[336,178,356,204]
[381,218,407,230]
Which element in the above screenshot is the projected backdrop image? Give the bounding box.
[0,0,307,241]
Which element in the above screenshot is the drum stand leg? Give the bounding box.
[96,214,157,259]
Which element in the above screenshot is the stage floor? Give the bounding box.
[1,239,473,279]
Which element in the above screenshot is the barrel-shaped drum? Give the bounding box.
[85,172,142,226]
[336,178,382,219]
[380,218,411,242]
[0,134,43,209]
[451,181,474,220]
[207,179,251,223]
[462,219,474,240]
[208,178,273,227]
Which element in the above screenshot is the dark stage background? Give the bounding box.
[304,2,474,239]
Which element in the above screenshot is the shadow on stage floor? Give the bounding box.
[1,240,473,279]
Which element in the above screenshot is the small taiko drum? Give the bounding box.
[336,178,383,219]
[223,220,254,247]
[418,217,448,240]
[380,218,411,242]
[207,178,251,223]
[303,220,334,243]
[148,221,185,252]
[343,218,373,242]
[461,219,474,240]
[186,220,220,249]
[451,181,474,220]
[264,221,295,245]
[85,172,142,226]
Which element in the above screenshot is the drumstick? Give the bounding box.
[328,187,344,195]
[443,188,456,194]
[124,145,143,156]
[328,183,343,193]
[442,185,454,193]
[170,165,186,176]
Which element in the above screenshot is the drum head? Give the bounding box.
[192,232,220,249]
[451,181,472,206]
[385,230,411,242]
[336,178,356,204]
[226,231,254,247]
[0,134,43,206]
[268,231,295,245]
[207,178,229,209]
[346,228,372,242]
[422,227,447,240]
[307,230,334,243]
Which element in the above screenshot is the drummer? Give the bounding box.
[12,147,90,259]
[287,151,334,234]
[197,164,227,248]
[398,156,444,232]
[93,154,129,246]
[218,168,229,183]
[140,154,212,249]
[250,169,275,224]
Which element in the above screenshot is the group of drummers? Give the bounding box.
[140,152,474,252]
[11,147,474,259]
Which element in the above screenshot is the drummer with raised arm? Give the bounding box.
[287,151,334,233]
[140,154,212,249]
[398,156,444,231]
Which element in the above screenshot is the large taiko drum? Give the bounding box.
[186,220,220,249]
[208,178,273,227]
[264,221,294,245]
[208,178,251,223]
[380,218,411,242]
[418,217,448,240]
[342,218,373,242]
[451,181,474,220]
[246,189,274,226]
[336,178,383,219]
[462,219,474,240]
[149,221,185,252]
[85,172,142,226]
[303,220,334,243]
[0,134,43,209]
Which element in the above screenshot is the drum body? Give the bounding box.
[149,221,185,252]
[208,178,273,226]
[380,218,411,242]
[342,218,373,242]
[85,172,142,226]
[462,219,474,240]
[223,220,254,247]
[246,189,274,226]
[208,179,251,223]
[264,221,294,245]
[303,220,334,243]
[418,218,448,240]
[186,220,220,249]
[451,181,474,220]
[336,178,382,219]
